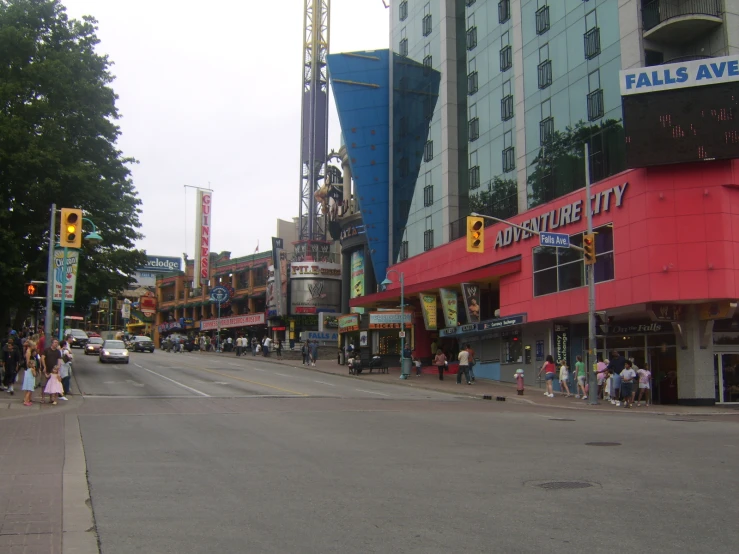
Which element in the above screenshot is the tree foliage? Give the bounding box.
[0,0,146,325]
[469,176,518,220]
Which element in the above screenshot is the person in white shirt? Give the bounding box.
[456,348,471,385]
[559,360,571,397]
[620,360,638,408]
[235,336,243,357]
[262,336,272,357]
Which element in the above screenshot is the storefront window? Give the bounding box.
[502,332,522,363]
[378,331,402,355]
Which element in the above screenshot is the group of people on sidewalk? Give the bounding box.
[431,344,477,384]
[538,350,652,408]
[0,329,73,406]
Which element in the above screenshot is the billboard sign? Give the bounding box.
[461,283,481,323]
[439,288,458,328]
[138,256,182,273]
[52,248,78,302]
[620,55,739,95]
[419,294,438,330]
[200,313,265,331]
[194,190,212,289]
[368,312,413,329]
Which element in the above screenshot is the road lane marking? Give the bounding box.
[313,380,336,387]
[134,364,210,397]
[198,367,308,397]
[274,372,289,377]
[355,389,390,397]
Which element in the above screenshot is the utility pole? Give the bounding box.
[585,143,598,405]
[44,204,56,340]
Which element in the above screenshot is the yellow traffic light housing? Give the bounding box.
[583,233,596,265]
[466,216,484,253]
[60,208,82,249]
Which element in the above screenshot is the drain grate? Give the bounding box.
[549,418,575,421]
[537,481,593,490]
[585,441,621,447]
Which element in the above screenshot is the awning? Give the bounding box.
[349,257,522,309]
[250,291,266,299]
[158,281,175,288]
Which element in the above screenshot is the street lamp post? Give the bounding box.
[381,270,409,380]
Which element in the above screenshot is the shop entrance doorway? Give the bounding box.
[714,353,739,403]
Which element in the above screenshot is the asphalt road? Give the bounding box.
[71,351,739,554]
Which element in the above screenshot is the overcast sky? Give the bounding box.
[60,0,389,259]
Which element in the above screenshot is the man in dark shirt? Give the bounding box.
[42,338,62,402]
[608,350,627,375]
[2,339,21,394]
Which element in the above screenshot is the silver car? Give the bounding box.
[99,340,130,364]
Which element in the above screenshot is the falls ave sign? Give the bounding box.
[539,232,570,248]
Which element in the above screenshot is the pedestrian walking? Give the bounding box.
[434,349,446,380]
[559,360,571,397]
[44,365,64,405]
[2,338,21,395]
[251,337,257,356]
[574,355,587,398]
[199,335,207,353]
[301,341,308,365]
[514,368,525,395]
[59,341,72,400]
[22,356,37,406]
[456,347,471,385]
[465,344,476,382]
[41,338,61,404]
[275,339,282,360]
[412,351,422,376]
[309,341,318,366]
[610,368,622,405]
[538,355,556,398]
[596,355,608,398]
[636,365,652,407]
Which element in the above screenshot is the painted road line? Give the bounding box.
[355,389,390,397]
[134,364,210,397]
[313,380,336,387]
[274,372,289,377]
[198,367,308,397]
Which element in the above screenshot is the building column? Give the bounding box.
[676,305,715,406]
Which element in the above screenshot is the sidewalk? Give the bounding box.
[213,350,739,417]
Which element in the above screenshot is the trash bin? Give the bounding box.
[339,351,345,365]
[401,357,412,378]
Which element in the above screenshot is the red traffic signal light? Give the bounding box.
[583,233,596,265]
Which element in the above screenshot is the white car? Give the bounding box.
[99,340,130,364]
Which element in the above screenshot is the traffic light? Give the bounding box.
[583,233,596,265]
[466,216,484,253]
[59,208,83,248]
[25,283,38,296]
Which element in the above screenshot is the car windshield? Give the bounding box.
[67,330,88,337]
[89,338,104,344]
[104,341,125,349]
[134,336,150,342]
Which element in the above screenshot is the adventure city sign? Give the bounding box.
[494,182,627,249]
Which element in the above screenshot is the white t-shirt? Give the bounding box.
[226,337,233,344]
[559,365,569,380]
[457,350,470,366]
[263,337,272,348]
[621,368,637,383]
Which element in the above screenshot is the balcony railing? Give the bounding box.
[642,0,722,32]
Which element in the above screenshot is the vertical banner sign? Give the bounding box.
[460,283,481,323]
[194,190,212,289]
[439,288,458,328]
[419,294,438,330]
[350,250,365,314]
[52,248,79,302]
[554,323,569,367]
[271,237,287,317]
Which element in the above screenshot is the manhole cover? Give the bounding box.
[549,418,575,421]
[585,442,621,447]
[667,418,701,422]
[536,481,593,490]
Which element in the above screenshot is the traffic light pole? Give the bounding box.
[45,204,56,341]
[585,143,599,405]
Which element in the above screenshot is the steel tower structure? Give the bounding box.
[298,0,330,244]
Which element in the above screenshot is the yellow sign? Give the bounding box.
[419,294,438,330]
[698,301,737,321]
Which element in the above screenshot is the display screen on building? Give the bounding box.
[620,56,739,168]
[289,262,341,315]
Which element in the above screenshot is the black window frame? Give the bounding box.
[423,54,433,71]
[500,45,512,72]
[399,0,408,21]
[422,14,432,37]
[539,116,554,145]
[466,26,477,50]
[501,94,514,121]
[587,89,604,121]
[399,38,408,57]
[584,27,601,59]
[502,146,515,173]
[498,0,510,23]
[424,140,434,162]
[400,240,409,261]
[466,0,476,6]
[469,165,481,190]
[423,184,434,206]
[468,117,480,142]
[423,229,434,252]
[537,59,552,89]
[467,70,478,95]
[535,5,550,35]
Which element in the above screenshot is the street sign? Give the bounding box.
[539,232,570,248]
[210,285,230,304]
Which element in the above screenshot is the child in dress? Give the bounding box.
[22,358,37,406]
[44,366,64,405]
[514,369,525,395]
[559,360,571,397]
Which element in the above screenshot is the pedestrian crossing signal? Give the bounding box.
[466,216,484,253]
[25,283,38,296]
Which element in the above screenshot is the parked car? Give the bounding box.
[87,331,101,338]
[84,337,104,355]
[99,340,130,364]
[65,328,90,349]
[132,336,155,353]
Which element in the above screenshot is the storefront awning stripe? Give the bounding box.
[349,258,521,308]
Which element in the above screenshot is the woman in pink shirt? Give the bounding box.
[538,355,557,398]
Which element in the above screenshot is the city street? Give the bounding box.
[55,352,739,553]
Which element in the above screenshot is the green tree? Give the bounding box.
[469,176,518,220]
[0,0,146,327]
